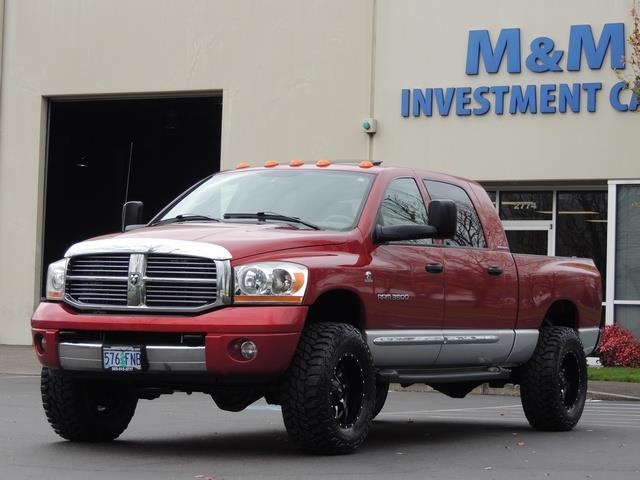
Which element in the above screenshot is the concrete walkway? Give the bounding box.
[2,344,639,401]
[0,345,41,375]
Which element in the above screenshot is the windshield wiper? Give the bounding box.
[223,212,320,230]
[154,214,221,225]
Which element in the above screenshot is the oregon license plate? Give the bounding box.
[102,346,143,372]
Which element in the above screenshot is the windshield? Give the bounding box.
[156,169,374,231]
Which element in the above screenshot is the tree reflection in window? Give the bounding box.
[378,178,431,246]
[423,180,487,248]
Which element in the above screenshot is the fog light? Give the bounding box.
[240,341,257,360]
[35,334,46,353]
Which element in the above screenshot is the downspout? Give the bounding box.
[0,0,5,117]
[366,0,377,161]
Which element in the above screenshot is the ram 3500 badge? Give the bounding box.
[33,161,602,454]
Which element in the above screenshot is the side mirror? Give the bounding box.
[428,199,457,239]
[121,201,144,232]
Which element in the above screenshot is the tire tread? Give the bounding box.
[281,322,375,454]
[520,327,587,431]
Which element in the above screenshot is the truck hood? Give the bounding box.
[69,223,352,260]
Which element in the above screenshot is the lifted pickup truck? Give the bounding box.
[32,161,602,454]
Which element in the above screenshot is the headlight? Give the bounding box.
[234,262,308,304]
[46,259,68,300]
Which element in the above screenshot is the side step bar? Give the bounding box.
[377,367,511,384]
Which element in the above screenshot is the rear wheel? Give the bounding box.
[41,368,138,441]
[519,327,587,431]
[281,322,376,454]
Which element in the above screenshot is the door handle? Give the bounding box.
[487,265,503,276]
[425,263,444,274]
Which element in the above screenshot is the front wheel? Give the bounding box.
[41,368,138,441]
[519,327,587,431]
[280,322,376,454]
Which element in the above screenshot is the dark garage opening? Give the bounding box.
[42,96,222,293]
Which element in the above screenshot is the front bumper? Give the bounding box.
[31,302,306,376]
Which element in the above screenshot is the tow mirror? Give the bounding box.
[121,201,144,232]
[373,199,457,243]
[428,199,457,239]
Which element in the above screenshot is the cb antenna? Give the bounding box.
[124,141,134,203]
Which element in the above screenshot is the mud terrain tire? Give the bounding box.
[520,327,587,431]
[281,322,376,454]
[372,379,390,419]
[41,367,138,441]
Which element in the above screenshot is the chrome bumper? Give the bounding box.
[58,342,207,372]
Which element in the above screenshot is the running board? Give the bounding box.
[377,367,511,384]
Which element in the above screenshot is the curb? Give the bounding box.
[586,390,640,401]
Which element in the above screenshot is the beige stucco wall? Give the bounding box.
[0,0,637,343]
[0,0,373,344]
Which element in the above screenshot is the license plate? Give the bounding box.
[102,346,143,372]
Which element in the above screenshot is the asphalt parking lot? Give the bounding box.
[1,374,639,480]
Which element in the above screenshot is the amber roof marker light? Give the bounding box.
[236,162,250,169]
[264,160,279,168]
[316,159,331,167]
[358,161,374,168]
[289,159,304,167]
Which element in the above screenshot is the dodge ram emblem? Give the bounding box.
[129,272,141,286]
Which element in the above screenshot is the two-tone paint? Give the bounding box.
[31,164,602,377]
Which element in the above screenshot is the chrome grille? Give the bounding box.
[146,283,218,307]
[64,253,223,312]
[67,254,129,277]
[66,279,128,306]
[146,255,217,279]
[146,255,217,307]
[66,255,129,306]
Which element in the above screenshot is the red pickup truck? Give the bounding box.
[32,162,602,454]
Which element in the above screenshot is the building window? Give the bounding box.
[556,191,608,293]
[486,191,497,209]
[615,185,640,301]
[505,230,550,256]
[499,191,553,220]
[424,180,486,248]
[615,305,640,338]
[606,182,640,337]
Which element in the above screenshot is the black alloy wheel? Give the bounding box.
[559,351,581,408]
[330,353,365,429]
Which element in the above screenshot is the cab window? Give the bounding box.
[378,178,431,246]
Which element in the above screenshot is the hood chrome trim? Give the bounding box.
[65,238,232,260]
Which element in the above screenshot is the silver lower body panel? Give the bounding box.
[366,328,540,367]
[579,327,600,356]
[58,342,207,372]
